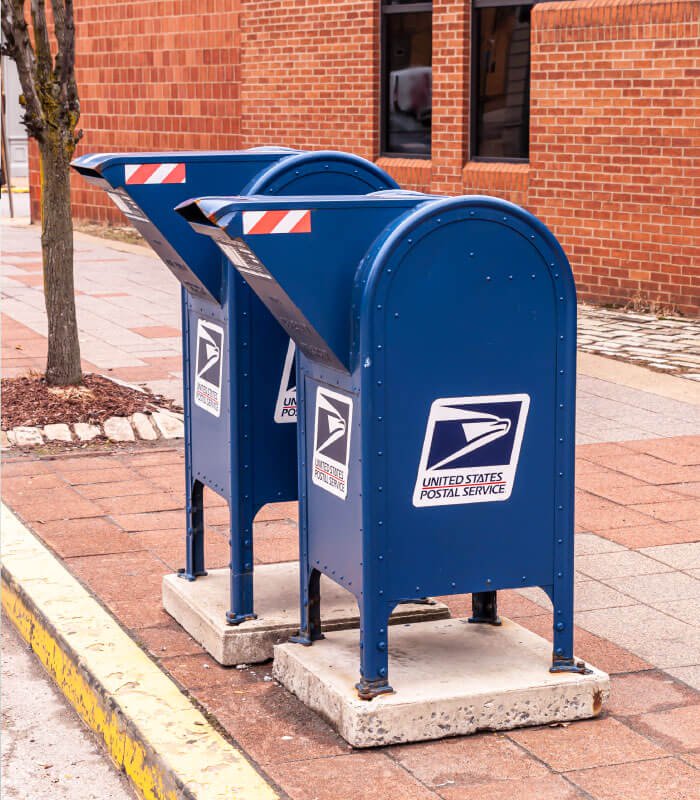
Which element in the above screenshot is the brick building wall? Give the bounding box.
[30,0,699,313]
[528,0,700,313]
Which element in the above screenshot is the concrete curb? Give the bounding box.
[0,504,279,800]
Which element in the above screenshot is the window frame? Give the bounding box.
[379,0,434,159]
[470,0,538,164]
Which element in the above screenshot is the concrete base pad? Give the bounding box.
[273,617,610,747]
[162,563,449,665]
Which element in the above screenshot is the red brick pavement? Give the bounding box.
[2,437,700,800]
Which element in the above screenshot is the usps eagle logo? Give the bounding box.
[413,394,529,507]
[312,387,353,500]
[193,318,224,417]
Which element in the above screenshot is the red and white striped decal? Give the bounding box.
[124,163,186,185]
[242,210,311,235]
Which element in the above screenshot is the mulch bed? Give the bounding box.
[1,373,180,430]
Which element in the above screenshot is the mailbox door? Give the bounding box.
[361,200,576,603]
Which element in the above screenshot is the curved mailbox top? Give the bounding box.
[177,192,575,373]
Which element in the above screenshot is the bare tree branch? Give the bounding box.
[1,0,46,139]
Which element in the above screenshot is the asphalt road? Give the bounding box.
[1,618,136,800]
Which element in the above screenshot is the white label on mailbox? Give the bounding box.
[106,189,148,222]
[194,319,224,417]
[413,393,529,507]
[312,387,353,500]
[274,340,297,424]
[217,238,272,279]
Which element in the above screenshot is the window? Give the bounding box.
[381,1,432,157]
[472,0,533,161]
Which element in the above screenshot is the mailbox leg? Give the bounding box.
[291,567,324,645]
[356,602,394,700]
[468,591,502,625]
[550,581,591,674]
[226,503,257,625]
[181,478,207,580]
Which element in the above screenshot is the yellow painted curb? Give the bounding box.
[0,504,279,800]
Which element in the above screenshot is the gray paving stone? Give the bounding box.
[130,413,158,441]
[576,551,674,581]
[647,598,700,628]
[43,423,72,442]
[8,427,44,447]
[151,410,184,439]
[606,571,700,603]
[575,533,626,556]
[640,543,700,571]
[665,666,700,691]
[103,417,135,442]
[73,422,101,441]
[575,605,700,668]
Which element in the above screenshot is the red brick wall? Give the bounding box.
[30,0,242,223]
[239,0,378,156]
[529,0,700,314]
[29,0,699,313]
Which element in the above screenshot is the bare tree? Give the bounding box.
[1,0,82,385]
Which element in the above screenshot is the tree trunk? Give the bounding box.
[39,136,82,386]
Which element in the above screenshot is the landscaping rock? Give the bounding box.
[8,427,44,447]
[152,410,184,440]
[131,413,158,441]
[43,423,72,442]
[103,416,135,442]
[73,422,101,441]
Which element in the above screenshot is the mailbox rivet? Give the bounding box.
[377,304,382,310]
[377,485,383,491]
[377,380,383,386]
[556,622,565,632]
[377,416,383,422]
[451,582,456,587]
[378,555,383,560]
[469,251,475,257]
[558,538,563,544]
[557,572,563,578]
[508,275,513,280]
[379,668,387,677]
[378,521,383,526]
[470,210,475,216]
[559,297,564,301]
[244,540,250,546]
[387,268,392,273]
[394,312,400,318]
[522,576,527,582]
[559,403,564,409]
[556,647,564,656]
[380,628,385,635]
[486,578,492,585]
[559,369,564,374]
[558,505,563,510]
[503,216,508,221]
[377,451,383,456]
[559,472,564,477]
[377,641,386,652]
[559,437,564,443]
[379,589,383,594]
[530,234,535,239]
[486,276,491,281]
[245,563,251,570]
[376,344,383,350]
[531,274,536,278]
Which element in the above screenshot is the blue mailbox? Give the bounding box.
[70,149,397,625]
[179,189,583,699]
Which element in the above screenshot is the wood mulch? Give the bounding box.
[1,373,180,430]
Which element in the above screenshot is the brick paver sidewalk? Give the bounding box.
[2,222,699,441]
[2,436,699,800]
[2,219,700,799]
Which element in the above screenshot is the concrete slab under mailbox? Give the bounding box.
[272,617,610,748]
[162,563,450,665]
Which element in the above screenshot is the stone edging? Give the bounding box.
[1,408,184,448]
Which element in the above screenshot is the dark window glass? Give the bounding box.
[382,5,432,156]
[473,4,531,160]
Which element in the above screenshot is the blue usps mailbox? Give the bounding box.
[71,150,397,625]
[179,189,584,698]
